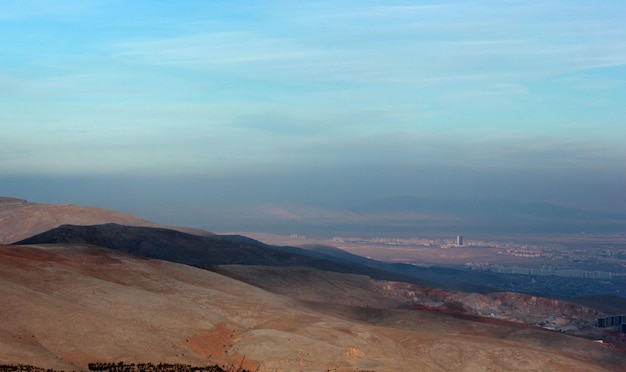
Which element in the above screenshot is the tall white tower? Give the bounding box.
[456,235,463,246]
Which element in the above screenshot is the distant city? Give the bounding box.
[329,234,626,279]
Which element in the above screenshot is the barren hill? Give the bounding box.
[15,223,437,286]
[214,265,614,343]
[0,197,211,244]
[2,243,624,371]
[17,223,519,294]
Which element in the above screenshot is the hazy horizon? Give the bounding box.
[2,1,625,234]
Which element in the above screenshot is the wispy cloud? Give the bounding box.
[1,0,624,217]
[113,32,319,67]
[108,1,626,91]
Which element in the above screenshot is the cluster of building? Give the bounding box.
[504,248,541,257]
[440,234,465,248]
[596,315,626,333]
[488,265,613,279]
[330,236,438,246]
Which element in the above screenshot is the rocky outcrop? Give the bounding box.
[375,280,605,336]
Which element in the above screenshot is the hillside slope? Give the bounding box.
[15,223,438,286]
[2,243,624,371]
[0,197,211,244]
[17,223,521,294]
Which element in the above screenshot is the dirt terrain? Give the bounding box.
[0,197,211,244]
[1,244,625,371]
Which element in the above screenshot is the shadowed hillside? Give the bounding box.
[15,223,438,287]
[16,222,626,299]
[16,223,521,294]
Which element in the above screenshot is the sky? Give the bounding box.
[1,1,625,233]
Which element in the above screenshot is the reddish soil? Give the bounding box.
[1,244,625,371]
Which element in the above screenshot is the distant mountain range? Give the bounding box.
[344,196,626,233]
[216,196,626,236]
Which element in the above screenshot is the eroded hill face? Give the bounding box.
[214,265,623,347]
[0,197,211,244]
[1,244,624,372]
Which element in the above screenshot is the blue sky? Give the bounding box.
[1,1,625,232]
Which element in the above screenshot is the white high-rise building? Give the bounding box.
[456,235,463,246]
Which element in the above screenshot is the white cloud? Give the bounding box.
[1,0,624,183]
[113,32,319,67]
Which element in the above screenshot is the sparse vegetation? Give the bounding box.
[88,362,256,372]
[0,362,257,372]
[88,362,225,372]
[0,365,64,372]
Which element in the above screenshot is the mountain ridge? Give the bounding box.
[17,222,626,299]
[15,223,441,288]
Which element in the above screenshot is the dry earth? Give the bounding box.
[0,197,210,244]
[214,265,607,337]
[1,244,625,371]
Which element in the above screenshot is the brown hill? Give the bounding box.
[1,243,625,371]
[15,223,439,286]
[214,265,616,342]
[0,197,211,244]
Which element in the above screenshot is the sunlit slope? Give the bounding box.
[0,197,211,244]
[1,244,623,371]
